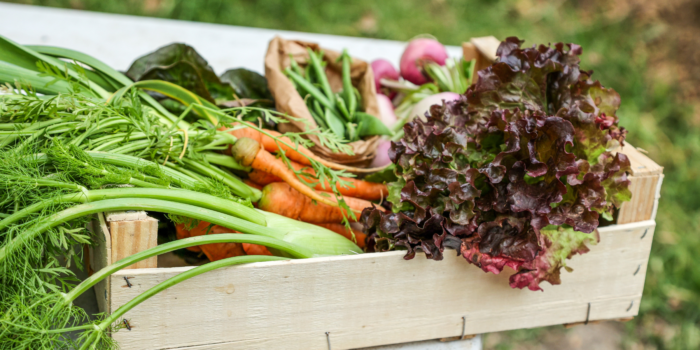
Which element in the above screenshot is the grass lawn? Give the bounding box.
[3,0,699,349]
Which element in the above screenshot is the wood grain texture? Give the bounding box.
[109,216,159,269]
[617,175,662,224]
[88,213,112,314]
[620,144,663,177]
[108,221,655,350]
[617,145,663,224]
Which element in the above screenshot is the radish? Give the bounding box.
[370,139,393,168]
[376,94,398,128]
[410,92,460,121]
[370,59,400,92]
[399,38,448,85]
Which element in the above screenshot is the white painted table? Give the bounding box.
[0,3,480,349]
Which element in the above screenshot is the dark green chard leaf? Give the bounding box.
[362,37,631,291]
[126,43,230,103]
[220,68,273,101]
[127,44,273,106]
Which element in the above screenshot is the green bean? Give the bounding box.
[340,50,357,118]
[289,54,305,77]
[285,68,333,110]
[324,107,346,139]
[306,48,335,108]
[336,95,352,121]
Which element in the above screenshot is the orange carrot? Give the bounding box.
[258,182,378,222]
[248,169,281,186]
[232,137,339,209]
[316,223,367,248]
[177,221,245,261]
[175,223,201,253]
[176,221,272,259]
[248,161,388,201]
[243,178,263,190]
[225,122,387,173]
[241,243,273,256]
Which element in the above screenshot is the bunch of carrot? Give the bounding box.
[176,123,389,255]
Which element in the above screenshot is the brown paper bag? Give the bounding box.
[264,36,381,165]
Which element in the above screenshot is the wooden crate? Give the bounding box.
[86,146,662,350]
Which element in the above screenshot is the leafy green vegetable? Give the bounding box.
[285,48,389,141]
[362,37,631,291]
[126,43,273,107]
[220,68,273,101]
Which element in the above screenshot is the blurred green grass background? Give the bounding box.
[3,0,699,349]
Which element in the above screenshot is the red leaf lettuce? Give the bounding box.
[362,37,631,291]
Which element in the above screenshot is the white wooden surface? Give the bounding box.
[0,3,463,75]
[107,220,654,350]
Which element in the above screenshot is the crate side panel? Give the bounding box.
[621,145,663,177]
[109,217,159,269]
[618,175,661,224]
[110,221,654,350]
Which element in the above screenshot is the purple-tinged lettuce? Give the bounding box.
[362,37,631,291]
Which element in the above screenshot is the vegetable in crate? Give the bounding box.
[265,37,385,164]
[379,38,475,136]
[285,47,391,142]
[0,37,365,349]
[126,43,275,125]
[362,37,631,291]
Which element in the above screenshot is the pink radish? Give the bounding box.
[376,94,398,128]
[410,92,460,121]
[371,139,393,168]
[370,59,400,92]
[400,38,448,85]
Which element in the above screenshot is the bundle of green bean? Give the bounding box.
[285,48,391,142]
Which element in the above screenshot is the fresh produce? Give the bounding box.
[399,38,448,85]
[247,161,388,201]
[362,37,631,291]
[126,43,275,126]
[408,91,461,123]
[285,48,391,141]
[317,223,367,248]
[232,137,347,208]
[257,182,377,222]
[227,121,385,173]
[370,140,393,168]
[371,58,400,95]
[0,37,365,349]
[376,93,398,127]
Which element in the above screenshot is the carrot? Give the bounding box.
[176,221,272,257]
[316,223,367,248]
[225,122,388,173]
[258,182,378,222]
[232,137,339,208]
[248,169,281,187]
[248,162,388,201]
[243,178,263,190]
[175,223,201,253]
[241,243,273,256]
[176,221,245,261]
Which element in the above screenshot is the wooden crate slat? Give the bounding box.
[108,211,159,270]
[621,144,663,177]
[107,220,654,350]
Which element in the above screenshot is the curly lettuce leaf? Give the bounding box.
[362,37,631,291]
